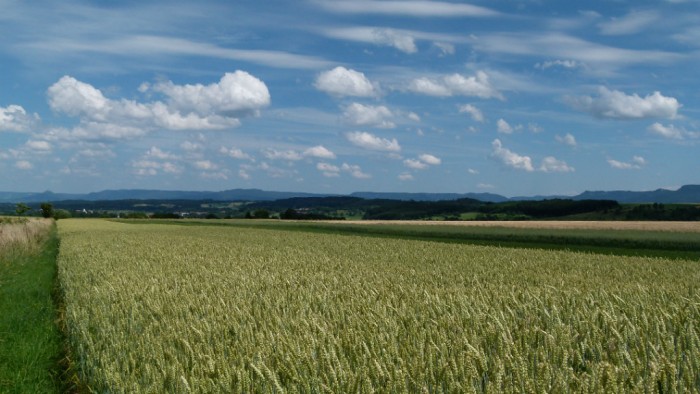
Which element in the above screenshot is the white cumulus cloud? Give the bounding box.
[418,153,441,165]
[408,112,421,122]
[535,59,581,70]
[263,149,303,161]
[496,118,515,134]
[193,160,218,170]
[315,67,377,97]
[238,169,251,180]
[345,131,401,152]
[459,104,484,122]
[342,163,371,179]
[149,71,270,117]
[490,139,534,172]
[45,72,270,141]
[15,160,33,170]
[343,103,395,128]
[567,87,680,119]
[647,123,699,140]
[371,28,418,53]
[398,172,414,181]
[25,140,52,151]
[220,146,253,160]
[555,133,577,147]
[316,162,341,177]
[146,146,178,160]
[539,156,574,173]
[608,156,646,170]
[404,158,428,169]
[304,145,336,159]
[434,42,455,55]
[0,105,38,132]
[408,71,503,99]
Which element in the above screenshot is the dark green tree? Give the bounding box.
[252,209,270,219]
[40,203,54,219]
[15,203,31,216]
[53,209,72,220]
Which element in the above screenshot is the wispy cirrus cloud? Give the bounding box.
[23,35,335,70]
[311,0,500,17]
[473,32,683,74]
[318,26,466,54]
[598,10,659,36]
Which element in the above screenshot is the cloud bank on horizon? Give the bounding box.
[0,0,698,196]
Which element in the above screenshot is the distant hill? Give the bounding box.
[0,189,333,203]
[1,185,699,204]
[350,191,509,203]
[573,185,700,204]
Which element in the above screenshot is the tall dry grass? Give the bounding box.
[0,217,54,258]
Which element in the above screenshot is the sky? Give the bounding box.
[1,0,699,197]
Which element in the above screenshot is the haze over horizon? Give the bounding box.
[1,1,698,196]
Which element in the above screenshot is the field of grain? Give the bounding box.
[57,219,700,392]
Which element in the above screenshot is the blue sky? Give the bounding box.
[1,0,698,197]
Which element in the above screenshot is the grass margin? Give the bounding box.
[0,224,69,392]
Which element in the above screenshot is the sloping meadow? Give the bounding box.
[57,219,700,392]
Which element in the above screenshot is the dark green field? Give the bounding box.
[126,219,700,261]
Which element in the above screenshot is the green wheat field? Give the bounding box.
[52,219,700,392]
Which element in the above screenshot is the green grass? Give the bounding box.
[0,227,63,393]
[124,219,700,261]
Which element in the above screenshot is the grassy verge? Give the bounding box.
[123,219,700,261]
[0,224,64,393]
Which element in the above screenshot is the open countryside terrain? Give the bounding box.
[51,218,700,392]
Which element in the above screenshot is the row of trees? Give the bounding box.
[14,203,71,220]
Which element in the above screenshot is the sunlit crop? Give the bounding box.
[57,219,700,392]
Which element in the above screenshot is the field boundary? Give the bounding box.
[0,223,70,392]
